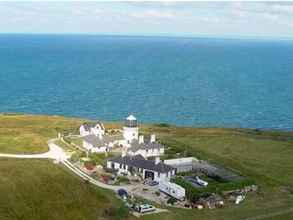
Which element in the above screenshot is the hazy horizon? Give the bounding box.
[0,2,293,39]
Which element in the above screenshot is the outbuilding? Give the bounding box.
[106,154,175,182]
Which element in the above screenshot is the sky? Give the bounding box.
[0,1,293,39]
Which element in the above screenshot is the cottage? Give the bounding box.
[82,134,108,153]
[106,154,175,182]
[79,121,105,138]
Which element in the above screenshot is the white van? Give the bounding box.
[135,204,156,213]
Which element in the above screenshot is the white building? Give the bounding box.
[123,115,139,144]
[127,134,165,158]
[82,133,122,153]
[79,122,105,138]
[106,154,176,182]
[159,181,186,201]
[82,134,108,153]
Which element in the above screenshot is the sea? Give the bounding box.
[0,34,293,130]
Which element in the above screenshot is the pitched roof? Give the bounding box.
[108,155,174,173]
[83,134,121,147]
[81,123,91,131]
[81,121,105,130]
[128,140,164,152]
[83,134,105,147]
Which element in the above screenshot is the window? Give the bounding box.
[120,164,122,169]
[158,172,160,178]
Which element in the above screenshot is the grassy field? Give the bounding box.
[140,125,293,220]
[0,113,84,154]
[1,114,293,219]
[0,158,129,220]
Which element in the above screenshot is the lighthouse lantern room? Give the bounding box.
[123,115,139,143]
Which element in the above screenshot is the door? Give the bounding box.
[144,170,154,180]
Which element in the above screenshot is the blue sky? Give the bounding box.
[0,1,293,39]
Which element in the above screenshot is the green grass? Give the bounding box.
[68,137,83,147]
[0,158,129,220]
[1,114,293,220]
[139,126,293,219]
[0,114,84,154]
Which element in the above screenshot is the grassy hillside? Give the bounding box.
[0,113,84,154]
[141,125,293,220]
[1,114,293,219]
[0,158,129,220]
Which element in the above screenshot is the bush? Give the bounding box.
[70,152,80,163]
[167,197,177,205]
[173,177,255,203]
[89,153,113,166]
[116,176,130,184]
[155,123,171,127]
[84,161,96,171]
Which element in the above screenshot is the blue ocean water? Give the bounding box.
[0,34,293,129]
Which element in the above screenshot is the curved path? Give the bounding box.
[0,138,127,192]
[0,138,67,160]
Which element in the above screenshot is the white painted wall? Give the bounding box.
[90,146,107,153]
[80,126,90,136]
[127,148,164,158]
[164,157,198,166]
[83,140,108,153]
[79,123,105,137]
[123,126,139,143]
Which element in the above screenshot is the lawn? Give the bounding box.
[0,158,129,220]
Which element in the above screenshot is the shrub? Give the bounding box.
[167,197,177,205]
[70,152,80,163]
[116,176,130,184]
[173,177,255,203]
[155,123,171,127]
[84,161,96,170]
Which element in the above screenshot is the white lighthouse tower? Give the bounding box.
[123,115,139,144]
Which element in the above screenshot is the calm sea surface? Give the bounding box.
[0,34,293,129]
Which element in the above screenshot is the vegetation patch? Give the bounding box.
[0,158,129,220]
[0,114,84,154]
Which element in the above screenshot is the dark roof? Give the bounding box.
[128,140,164,152]
[108,155,174,173]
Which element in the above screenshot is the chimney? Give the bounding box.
[138,135,144,144]
[155,157,160,165]
[150,134,156,143]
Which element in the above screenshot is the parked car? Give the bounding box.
[147,180,159,186]
[134,204,156,213]
[117,188,128,200]
[195,176,208,187]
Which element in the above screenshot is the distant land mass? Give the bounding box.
[0,34,293,129]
